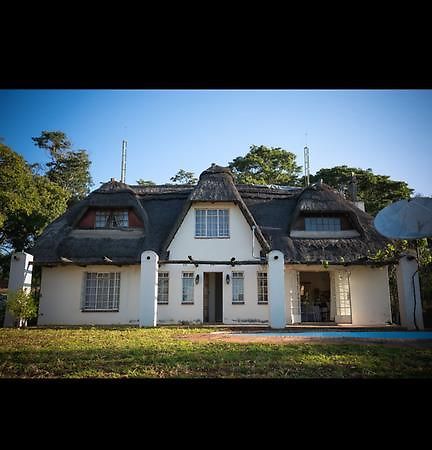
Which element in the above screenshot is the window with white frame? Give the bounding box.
[95,210,129,228]
[232,272,244,304]
[83,272,120,311]
[336,271,352,317]
[305,217,341,231]
[157,272,169,305]
[257,272,268,304]
[182,272,194,304]
[195,209,229,238]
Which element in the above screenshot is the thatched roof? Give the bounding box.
[31,166,392,266]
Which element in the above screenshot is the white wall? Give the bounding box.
[157,263,268,325]
[284,264,392,326]
[38,265,140,325]
[167,202,262,260]
[347,266,392,325]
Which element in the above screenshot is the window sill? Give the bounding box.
[257,302,268,305]
[232,302,245,305]
[181,302,194,305]
[157,302,169,305]
[81,309,119,313]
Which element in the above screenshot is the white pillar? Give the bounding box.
[268,250,286,329]
[139,250,159,327]
[396,252,424,330]
[4,252,33,327]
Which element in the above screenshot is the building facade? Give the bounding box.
[27,164,404,328]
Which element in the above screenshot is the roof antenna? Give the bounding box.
[304,132,310,187]
[120,140,127,183]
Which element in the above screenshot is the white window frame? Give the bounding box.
[305,217,341,232]
[257,272,268,304]
[82,272,121,311]
[182,272,195,304]
[157,272,169,305]
[195,209,229,238]
[232,272,244,304]
[95,210,129,228]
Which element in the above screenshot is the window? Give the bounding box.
[336,272,352,317]
[182,272,194,304]
[232,272,244,304]
[305,217,341,231]
[83,272,120,311]
[257,272,268,304]
[158,272,169,305]
[195,209,229,237]
[95,210,129,228]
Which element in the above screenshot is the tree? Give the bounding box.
[0,143,69,253]
[170,169,197,184]
[228,145,302,185]
[310,165,413,216]
[32,131,93,204]
[6,290,38,328]
[136,179,156,186]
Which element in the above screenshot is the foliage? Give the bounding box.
[170,169,197,184]
[1,327,432,378]
[6,290,38,328]
[136,179,156,186]
[32,131,93,205]
[0,144,70,252]
[310,165,413,216]
[228,145,302,185]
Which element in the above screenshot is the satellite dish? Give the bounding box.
[374,197,432,240]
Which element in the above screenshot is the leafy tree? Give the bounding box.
[310,165,413,216]
[228,145,302,185]
[32,131,93,204]
[136,179,156,186]
[170,169,197,184]
[6,289,38,328]
[0,143,69,253]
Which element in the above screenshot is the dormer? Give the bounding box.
[73,178,146,231]
[289,182,363,239]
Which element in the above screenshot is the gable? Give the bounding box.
[167,202,263,260]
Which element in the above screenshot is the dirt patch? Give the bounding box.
[181,332,432,348]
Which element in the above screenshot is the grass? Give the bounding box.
[1,326,432,378]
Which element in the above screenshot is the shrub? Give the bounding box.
[6,290,38,328]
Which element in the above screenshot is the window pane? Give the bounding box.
[305,217,341,231]
[182,272,194,303]
[207,210,218,237]
[232,272,244,303]
[218,210,229,237]
[84,272,120,311]
[257,272,268,304]
[195,210,206,237]
[158,272,169,304]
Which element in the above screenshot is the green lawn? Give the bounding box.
[1,327,432,378]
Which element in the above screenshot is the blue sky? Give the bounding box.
[1,89,431,196]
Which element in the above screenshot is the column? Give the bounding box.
[268,250,286,329]
[396,252,424,330]
[4,252,33,327]
[139,250,159,327]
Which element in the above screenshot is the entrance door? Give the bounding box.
[299,272,332,322]
[203,272,223,323]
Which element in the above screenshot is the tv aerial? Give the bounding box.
[374,197,432,240]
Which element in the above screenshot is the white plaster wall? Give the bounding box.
[349,266,392,325]
[38,265,140,325]
[167,202,262,260]
[157,263,268,324]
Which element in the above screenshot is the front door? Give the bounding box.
[203,272,223,323]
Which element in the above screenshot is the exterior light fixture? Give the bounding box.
[226,274,230,285]
[195,274,200,285]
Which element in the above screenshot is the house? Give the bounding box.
[6,164,424,329]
